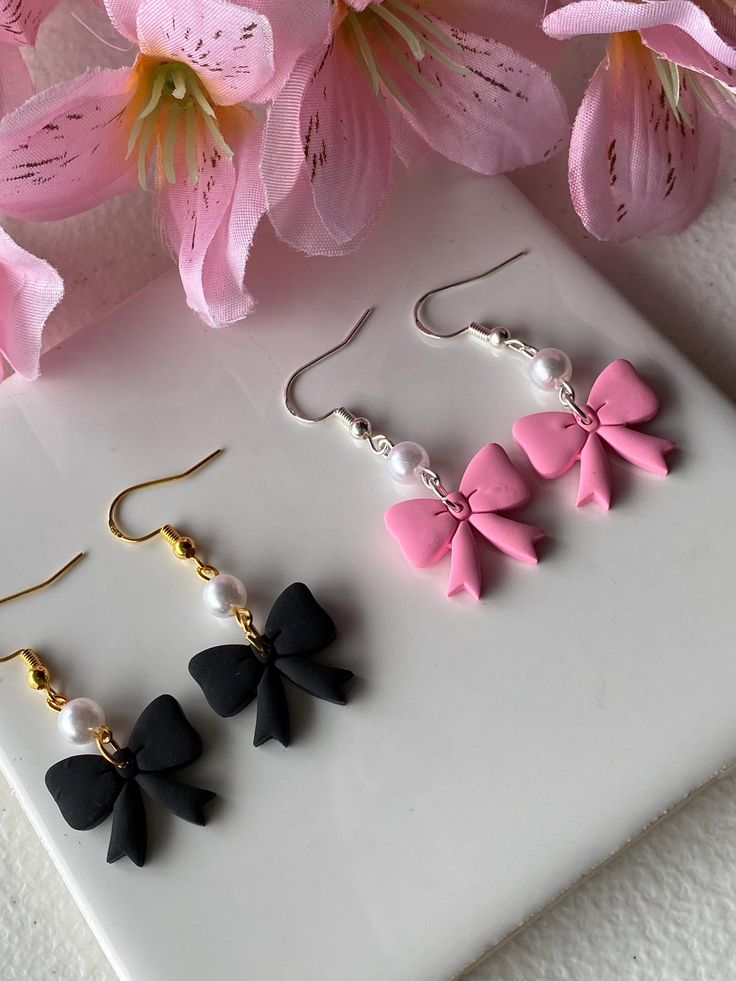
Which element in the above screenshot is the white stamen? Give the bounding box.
[387,0,463,55]
[185,107,199,186]
[163,104,179,184]
[372,3,425,60]
[126,61,232,189]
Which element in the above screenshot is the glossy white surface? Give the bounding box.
[0,157,734,981]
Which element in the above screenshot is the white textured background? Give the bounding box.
[1,5,735,980]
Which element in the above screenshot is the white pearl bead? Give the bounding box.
[386,441,430,485]
[529,348,573,391]
[58,698,106,745]
[203,574,247,619]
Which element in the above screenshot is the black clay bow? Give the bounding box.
[189,582,353,747]
[45,694,215,867]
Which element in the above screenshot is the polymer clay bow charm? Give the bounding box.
[45,694,215,867]
[189,582,353,747]
[513,359,675,509]
[385,443,545,600]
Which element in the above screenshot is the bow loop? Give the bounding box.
[587,359,660,426]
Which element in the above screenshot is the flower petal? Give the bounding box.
[544,0,736,68]
[0,226,63,380]
[639,25,736,86]
[102,0,140,41]
[263,38,392,255]
[374,15,568,175]
[0,45,34,117]
[159,106,266,327]
[0,68,138,221]
[245,0,332,100]
[298,30,393,245]
[568,35,721,241]
[156,111,239,326]
[703,74,736,128]
[1,0,61,46]
[135,0,275,106]
[427,0,564,68]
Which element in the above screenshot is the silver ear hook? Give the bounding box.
[413,249,592,424]
[285,308,375,425]
[413,249,529,341]
[284,307,461,511]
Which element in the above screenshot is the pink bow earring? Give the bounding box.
[285,309,545,601]
[414,252,676,511]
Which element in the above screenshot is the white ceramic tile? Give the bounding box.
[0,157,733,981]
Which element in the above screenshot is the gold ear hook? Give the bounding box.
[413,250,529,339]
[285,308,375,424]
[0,552,85,608]
[108,449,224,544]
[0,553,85,711]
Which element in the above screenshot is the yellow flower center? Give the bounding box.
[125,56,234,188]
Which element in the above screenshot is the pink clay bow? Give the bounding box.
[384,444,545,600]
[513,360,675,509]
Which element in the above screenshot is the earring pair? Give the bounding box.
[284,250,675,601]
[1,450,354,867]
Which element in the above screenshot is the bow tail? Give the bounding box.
[107,781,147,867]
[577,434,611,509]
[135,773,216,826]
[277,657,354,705]
[468,512,545,564]
[598,425,675,476]
[447,522,482,600]
[254,664,290,747]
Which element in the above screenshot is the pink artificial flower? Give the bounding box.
[0,2,64,382]
[544,1,736,241]
[262,0,569,255]
[0,0,308,327]
[1,0,61,46]
[0,0,59,115]
[0,225,63,380]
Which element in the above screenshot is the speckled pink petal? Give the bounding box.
[446,521,481,599]
[468,512,544,564]
[544,0,736,68]
[0,227,63,381]
[639,25,736,86]
[428,0,564,69]
[262,45,345,256]
[1,0,61,46]
[587,360,660,426]
[567,35,721,242]
[245,0,332,100]
[576,432,611,509]
[136,0,275,105]
[459,443,532,514]
[384,498,458,569]
[597,425,675,476]
[0,67,138,221]
[513,411,587,478]
[189,107,267,327]
[298,30,393,248]
[374,14,568,175]
[156,113,238,327]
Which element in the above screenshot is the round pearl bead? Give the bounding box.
[58,697,105,745]
[203,573,247,619]
[386,441,430,485]
[529,348,573,391]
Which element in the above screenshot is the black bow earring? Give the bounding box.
[0,554,215,868]
[107,450,354,749]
